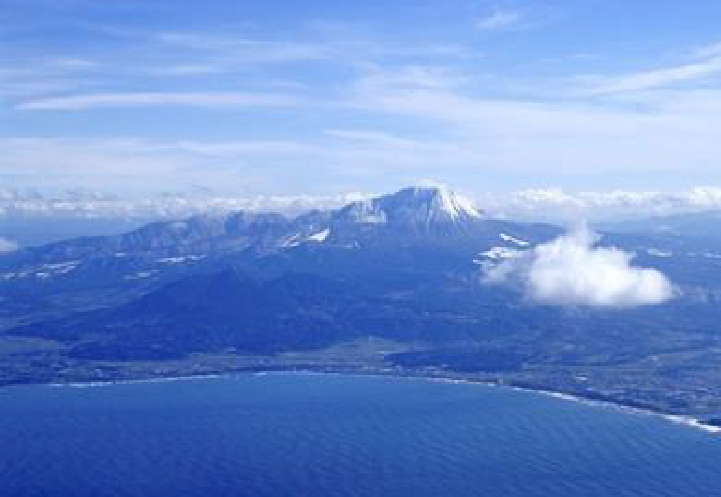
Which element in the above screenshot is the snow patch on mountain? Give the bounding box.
[499,233,529,246]
[307,229,330,242]
[0,261,79,281]
[430,186,481,221]
[280,233,303,248]
[124,270,160,280]
[157,255,206,264]
[341,186,481,227]
[478,247,519,261]
[343,199,388,224]
[646,248,673,257]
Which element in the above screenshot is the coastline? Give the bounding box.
[509,385,721,434]
[19,366,721,435]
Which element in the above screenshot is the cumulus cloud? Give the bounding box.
[482,225,675,307]
[0,237,18,252]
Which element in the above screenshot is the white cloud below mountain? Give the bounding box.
[482,225,675,308]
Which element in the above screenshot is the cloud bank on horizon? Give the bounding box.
[0,237,18,252]
[482,225,675,307]
[4,186,721,223]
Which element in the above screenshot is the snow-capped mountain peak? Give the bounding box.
[338,186,481,226]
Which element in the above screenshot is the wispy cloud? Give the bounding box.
[355,64,469,91]
[585,57,721,94]
[0,135,467,195]
[154,29,474,68]
[324,128,434,148]
[53,58,99,70]
[693,41,721,59]
[0,58,101,98]
[16,92,301,110]
[155,32,330,63]
[347,63,721,183]
[582,44,721,95]
[475,11,523,31]
[150,64,224,76]
[7,2,721,196]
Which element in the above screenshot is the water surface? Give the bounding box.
[1,374,719,496]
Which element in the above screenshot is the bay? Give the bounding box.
[1,374,719,496]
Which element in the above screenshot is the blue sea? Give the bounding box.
[2,373,721,496]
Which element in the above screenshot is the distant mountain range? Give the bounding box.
[7,186,721,247]
[1,186,559,352]
[5,186,721,417]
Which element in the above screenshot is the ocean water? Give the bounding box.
[2,374,721,497]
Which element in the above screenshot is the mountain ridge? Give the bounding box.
[6,186,721,418]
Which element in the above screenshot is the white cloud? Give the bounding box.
[585,57,721,94]
[151,64,224,76]
[53,58,98,69]
[482,225,675,307]
[10,59,721,197]
[7,181,721,224]
[350,66,721,180]
[582,43,721,95]
[693,41,721,59]
[477,187,721,222]
[155,32,330,63]
[0,135,461,196]
[324,128,449,149]
[353,64,469,94]
[0,188,371,220]
[0,237,18,252]
[476,11,523,31]
[153,29,472,66]
[16,92,300,110]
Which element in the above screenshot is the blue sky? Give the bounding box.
[5,0,721,196]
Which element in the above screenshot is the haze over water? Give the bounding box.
[2,374,721,496]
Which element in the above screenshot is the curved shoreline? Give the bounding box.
[34,368,721,435]
[510,385,721,434]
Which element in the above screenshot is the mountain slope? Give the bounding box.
[0,186,561,329]
[8,186,721,417]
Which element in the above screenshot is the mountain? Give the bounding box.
[5,185,721,326]
[28,270,358,360]
[0,186,482,269]
[336,185,481,227]
[7,186,721,417]
[0,185,560,347]
[0,186,556,314]
[5,185,721,337]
